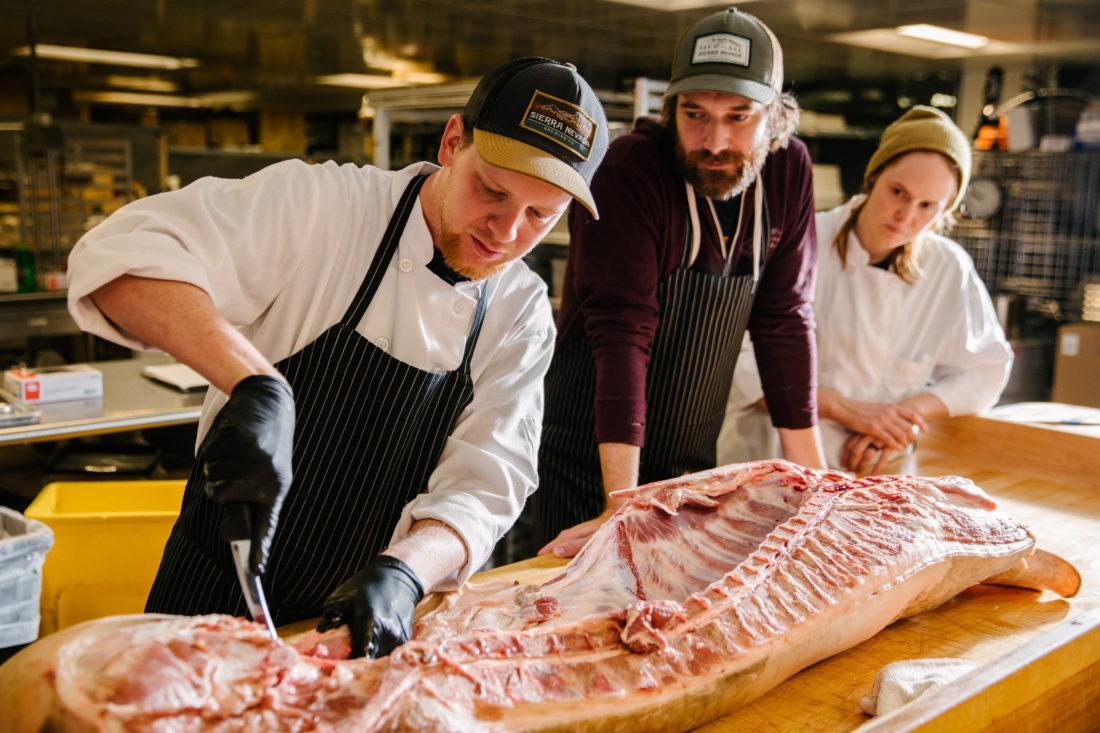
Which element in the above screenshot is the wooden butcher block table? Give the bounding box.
[449,416,1098,733]
[282,416,1098,731]
[694,416,1100,732]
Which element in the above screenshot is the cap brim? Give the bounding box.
[665,74,776,106]
[473,129,599,219]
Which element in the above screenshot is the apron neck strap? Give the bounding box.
[751,172,764,285]
[459,280,490,373]
[341,173,429,328]
[683,181,702,269]
[683,174,764,283]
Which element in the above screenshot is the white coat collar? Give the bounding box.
[393,162,439,269]
[394,162,492,294]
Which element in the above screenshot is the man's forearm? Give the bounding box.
[598,442,640,504]
[90,274,279,393]
[778,425,827,469]
[383,519,468,592]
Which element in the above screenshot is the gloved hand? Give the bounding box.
[203,374,295,575]
[317,555,425,659]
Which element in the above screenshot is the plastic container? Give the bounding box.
[0,507,54,648]
[24,480,185,635]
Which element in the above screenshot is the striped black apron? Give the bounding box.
[537,176,769,541]
[147,174,488,624]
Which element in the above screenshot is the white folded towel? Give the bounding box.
[860,658,978,716]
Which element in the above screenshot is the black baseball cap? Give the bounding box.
[667,7,784,105]
[463,57,609,218]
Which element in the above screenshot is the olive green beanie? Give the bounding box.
[863,105,972,211]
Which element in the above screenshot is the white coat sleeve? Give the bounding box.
[926,265,1013,415]
[728,333,766,411]
[67,159,339,350]
[389,282,556,588]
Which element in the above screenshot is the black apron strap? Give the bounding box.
[458,282,490,373]
[341,173,429,328]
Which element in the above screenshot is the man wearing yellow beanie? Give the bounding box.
[722,105,1012,475]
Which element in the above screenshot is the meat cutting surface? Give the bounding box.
[0,460,1079,733]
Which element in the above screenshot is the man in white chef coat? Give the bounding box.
[66,58,609,659]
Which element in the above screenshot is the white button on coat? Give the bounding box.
[375,337,389,351]
[399,258,413,272]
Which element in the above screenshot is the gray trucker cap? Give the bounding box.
[666,7,784,105]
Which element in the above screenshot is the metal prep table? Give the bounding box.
[0,353,205,446]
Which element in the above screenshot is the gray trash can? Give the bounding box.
[0,506,54,649]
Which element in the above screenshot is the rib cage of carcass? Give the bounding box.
[0,460,1080,733]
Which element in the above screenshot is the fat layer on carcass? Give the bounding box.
[0,460,1080,733]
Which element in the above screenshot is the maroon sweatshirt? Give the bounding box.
[555,118,819,447]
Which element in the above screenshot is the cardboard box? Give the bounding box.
[3,364,103,404]
[1051,323,1100,408]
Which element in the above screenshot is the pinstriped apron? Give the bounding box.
[537,176,769,541]
[146,174,488,624]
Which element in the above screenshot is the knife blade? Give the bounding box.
[226,504,278,641]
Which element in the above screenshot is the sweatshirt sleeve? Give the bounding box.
[747,142,820,430]
[569,159,664,446]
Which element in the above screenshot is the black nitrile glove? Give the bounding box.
[317,555,425,659]
[203,374,295,575]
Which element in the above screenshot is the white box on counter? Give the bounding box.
[2,364,103,404]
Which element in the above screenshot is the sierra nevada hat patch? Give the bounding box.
[520,90,597,161]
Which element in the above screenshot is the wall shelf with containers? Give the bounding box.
[0,121,161,364]
[954,149,1100,402]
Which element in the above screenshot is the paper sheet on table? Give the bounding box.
[141,363,209,392]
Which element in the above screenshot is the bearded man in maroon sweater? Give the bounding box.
[537,7,827,557]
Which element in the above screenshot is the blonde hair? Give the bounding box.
[834,153,959,284]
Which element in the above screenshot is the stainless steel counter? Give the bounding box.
[0,353,205,446]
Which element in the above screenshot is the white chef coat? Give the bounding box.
[67,159,555,587]
[719,195,1012,468]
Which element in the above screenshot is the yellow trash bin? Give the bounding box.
[25,480,185,635]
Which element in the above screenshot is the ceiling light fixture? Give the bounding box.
[896,24,989,49]
[315,73,406,89]
[74,91,202,107]
[105,75,179,93]
[14,44,199,70]
[393,69,447,85]
[73,90,257,108]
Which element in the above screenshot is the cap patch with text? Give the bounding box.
[691,32,751,67]
[463,57,609,218]
[520,90,596,161]
[666,7,784,105]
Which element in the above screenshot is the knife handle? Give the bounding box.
[222,502,252,543]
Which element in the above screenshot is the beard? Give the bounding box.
[675,133,770,200]
[437,225,510,281]
[433,186,513,281]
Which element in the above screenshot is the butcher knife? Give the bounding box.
[226,503,279,641]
